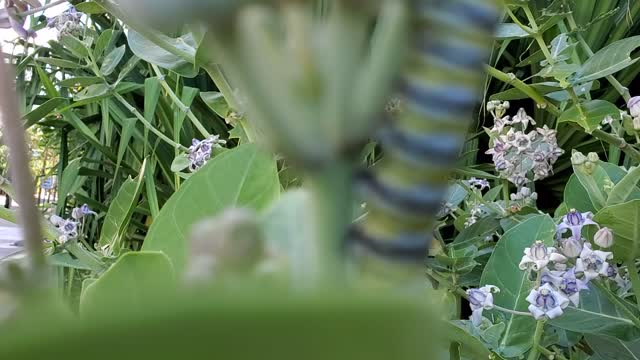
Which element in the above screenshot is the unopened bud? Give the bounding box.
[587,152,599,163]
[593,227,614,248]
[633,117,640,131]
[627,96,640,118]
[571,151,587,166]
[560,237,583,258]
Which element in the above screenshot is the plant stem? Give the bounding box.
[306,162,353,287]
[485,65,561,116]
[589,128,640,163]
[527,320,546,360]
[151,65,210,138]
[522,5,553,63]
[114,93,188,151]
[626,258,640,310]
[537,345,569,360]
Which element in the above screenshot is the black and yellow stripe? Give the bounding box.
[348,0,498,263]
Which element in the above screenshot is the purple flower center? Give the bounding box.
[535,290,557,310]
[468,289,486,306]
[566,210,583,226]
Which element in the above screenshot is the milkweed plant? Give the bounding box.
[0,0,638,359]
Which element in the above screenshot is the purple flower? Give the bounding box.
[556,209,598,240]
[466,285,499,326]
[526,283,570,320]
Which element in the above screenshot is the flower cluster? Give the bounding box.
[187,135,226,172]
[465,208,625,325]
[49,204,96,244]
[485,101,564,186]
[509,186,538,207]
[628,96,640,131]
[47,6,83,39]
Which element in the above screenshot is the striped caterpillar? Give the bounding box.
[348,0,499,264]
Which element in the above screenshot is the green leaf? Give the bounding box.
[572,161,610,211]
[586,334,640,360]
[37,57,84,69]
[607,166,640,206]
[22,97,67,128]
[200,91,230,118]
[446,321,494,359]
[480,215,556,358]
[494,23,531,39]
[142,144,280,271]
[171,154,191,172]
[59,35,90,58]
[574,35,640,83]
[58,76,104,88]
[56,159,86,214]
[49,252,92,270]
[74,1,107,14]
[557,100,619,133]
[593,200,640,262]
[79,251,175,318]
[127,30,199,77]
[93,29,114,60]
[550,284,640,340]
[100,45,126,76]
[72,82,142,103]
[98,161,147,255]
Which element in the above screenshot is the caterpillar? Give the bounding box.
[347,0,499,263]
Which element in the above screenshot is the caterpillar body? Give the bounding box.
[348,0,499,263]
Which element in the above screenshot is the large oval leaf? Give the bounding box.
[593,199,640,262]
[80,251,175,318]
[550,284,640,340]
[586,334,640,360]
[480,214,556,358]
[607,166,640,206]
[142,144,280,271]
[127,30,199,77]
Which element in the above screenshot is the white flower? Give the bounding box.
[627,96,640,118]
[512,108,536,128]
[576,243,613,281]
[466,285,499,326]
[601,115,613,125]
[519,240,567,271]
[593,227,614,248]
[527,283,570,320]
[542,268,589,306]
[556,209,599,239]
[468,177,490,190]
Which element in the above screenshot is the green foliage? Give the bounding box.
[143,144,280,271]
[480,215,556,358]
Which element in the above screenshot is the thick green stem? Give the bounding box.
[527,320,546,360]
[485,66,561,116]
[307,162,353,287]
[626,258,640,310]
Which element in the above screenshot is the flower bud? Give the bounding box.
[560,237,583,258]
[587,152,599,163]
[627,96,640,118]
[571,151,587,165]
[633,117,640,131]
[593,227,614,248]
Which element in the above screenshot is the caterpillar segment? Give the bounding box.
[348,0,499,264]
